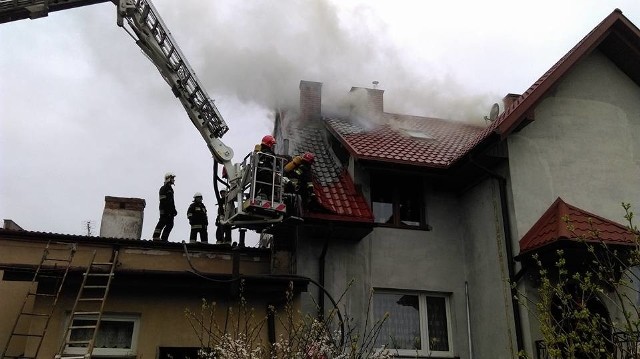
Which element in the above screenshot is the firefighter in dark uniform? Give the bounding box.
[284,152,316,213]
[254,135,277,199]
[215,189,232,244]
[153,172,177,241]
[187,192,208,243]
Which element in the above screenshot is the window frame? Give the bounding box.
[370,172,428,229]
[373,290,454,358]
[63,313,140,357]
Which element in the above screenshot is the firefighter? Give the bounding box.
[187,192,208,243]
[153,172,177,241]
[254,135,278,199]
[215,189,232,244]
[284,152,316,211]
[255,134,277,154]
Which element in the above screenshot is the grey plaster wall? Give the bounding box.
[507,49,640,349]
[459,177,519,359]
[297,185,473,358]
[508,49,640,240]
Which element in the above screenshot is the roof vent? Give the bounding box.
[400,128,434,140]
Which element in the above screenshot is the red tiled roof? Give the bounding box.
[327,10,640,169]
[326,114,483,168]
[284,125,373,223]
[471,9,640,150]
[519,197,636,255]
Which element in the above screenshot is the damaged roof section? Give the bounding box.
[326,114,483,168]
[283,123,373,223]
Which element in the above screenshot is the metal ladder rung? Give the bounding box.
[28,292,56,297]
[4,356,35,359]
[72,311,101,316]
[11,333,43,337]
[69,325,97,330]
[78,297,105,301]
[140,2,149,22]
[83,285,107,289]
[20,312,49,317]
[67,340,91,345]
[44,258,72,262]
[90,262,113,266]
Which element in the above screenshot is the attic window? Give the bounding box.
[401,128,433,140]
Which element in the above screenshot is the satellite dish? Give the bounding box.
[484,103,500,123]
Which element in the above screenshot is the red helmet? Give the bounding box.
[302,152,315,164]
[261,135,276,148]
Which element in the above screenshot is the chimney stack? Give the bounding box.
[502,93,521,111]
[350,86,384,115]
[100,196,146,239]
[299,80,322,122]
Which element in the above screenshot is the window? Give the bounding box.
[64,314,140,357]
[371,173,426,228]
[373,291,452,357]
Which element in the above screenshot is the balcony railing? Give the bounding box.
[535,331,640,359]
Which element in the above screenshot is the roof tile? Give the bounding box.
[519,197,636,254]
[284,125,374,223]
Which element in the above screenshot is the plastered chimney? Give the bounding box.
[99,196,146,239]
[350,87,384,115]
[299,80,322,121]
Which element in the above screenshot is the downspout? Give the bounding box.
[318,237,329,320]
[465,281,473,359]
[470,157,524,353]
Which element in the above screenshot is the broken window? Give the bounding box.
[373,291,452,356]
[371,172,425,228]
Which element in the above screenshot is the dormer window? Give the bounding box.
[371,172,426,229]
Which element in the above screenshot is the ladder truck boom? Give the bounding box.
[1,0,290,229]
[118,0,236,175]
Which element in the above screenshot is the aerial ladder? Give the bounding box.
[0,0,290,230]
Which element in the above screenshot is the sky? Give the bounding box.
[2,0,640,246]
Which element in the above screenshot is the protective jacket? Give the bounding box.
[284,157,314,198]
[187,201,208,227]
[159,183,177,216]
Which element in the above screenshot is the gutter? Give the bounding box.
[469,157,524,353]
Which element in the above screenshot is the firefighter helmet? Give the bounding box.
[193,192,203,198]
[164,172,176,182]
[261,135,276,149]
[302,152,315,164]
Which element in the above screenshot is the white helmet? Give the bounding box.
[164,172,176,182]
[193,192,203,198]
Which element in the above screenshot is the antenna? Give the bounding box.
[484,103,500,124]
[83,220,93,236]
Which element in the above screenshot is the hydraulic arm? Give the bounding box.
[1,0,289,228]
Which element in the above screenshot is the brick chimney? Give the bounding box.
[350,87,384,115]
[502,93,521,111]
[299,80,322,121]
[99,196,146,239]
